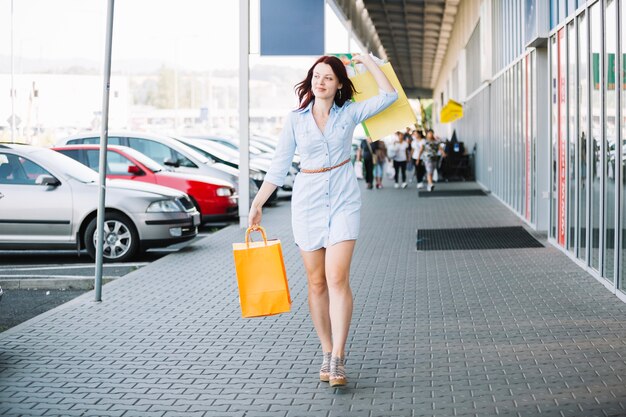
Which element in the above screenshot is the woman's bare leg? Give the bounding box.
[324,240,356,358]
[300,248,332,353]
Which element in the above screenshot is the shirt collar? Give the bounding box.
[295,99,340,114]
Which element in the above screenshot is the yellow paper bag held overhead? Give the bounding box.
[232,226,291,318]
[350,62,417,141]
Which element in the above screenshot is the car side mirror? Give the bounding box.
[163,158,179,168]
[36,174,61,187]
[127,165,144,175]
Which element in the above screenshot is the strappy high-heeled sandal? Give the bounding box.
[319,352,332,382]
[329,356,347,387]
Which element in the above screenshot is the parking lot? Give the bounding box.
[0,221,231,332]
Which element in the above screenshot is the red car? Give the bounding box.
[52,145,238,223]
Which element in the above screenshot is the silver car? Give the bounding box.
[0,143,200,262]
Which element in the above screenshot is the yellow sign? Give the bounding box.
[440,99,463,123]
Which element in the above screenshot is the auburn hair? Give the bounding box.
[295,56,356,110]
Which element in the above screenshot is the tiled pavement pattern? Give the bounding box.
[1,180,626,417]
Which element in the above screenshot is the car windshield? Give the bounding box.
[38,148,99,183]
[122,147,164,172]
[168,136,212,164]
[189,139,239,162]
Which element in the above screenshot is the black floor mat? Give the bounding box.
[416,226,544,250]
[418,189,487,197]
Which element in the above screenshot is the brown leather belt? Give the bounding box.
[300,158,351,174]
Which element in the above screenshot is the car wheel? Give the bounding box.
[85,213,139,262]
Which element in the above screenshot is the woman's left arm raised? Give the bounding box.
[352,53,394,93]
[348,53,398,124]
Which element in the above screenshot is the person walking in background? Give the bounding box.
[373,138,387,189]
[248,53,398,388]
[417,129,446,192]
[404,127,414,182]
[391,131,409,188]
[403,127,412,142]
[356,137,375,189]
[412,130,426,189]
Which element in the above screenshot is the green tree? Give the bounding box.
[154,66,176,109]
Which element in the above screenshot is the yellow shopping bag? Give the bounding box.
[350,62,417,141]
[232,226,291,318]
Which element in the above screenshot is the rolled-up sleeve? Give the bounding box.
[264,112,296,187]
[348,89,399,124]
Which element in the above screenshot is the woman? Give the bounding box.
[417,129,446,192]
[248,54,397,387]
[391,131,409,188]
[411,130,426,188]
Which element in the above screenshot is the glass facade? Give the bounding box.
[548,0,626,289]
[458,51,536,223]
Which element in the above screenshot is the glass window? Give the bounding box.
[172,150,197,168]
[0,153,52,185]
[519,59,530,221]
[578,12,589,262]
[55,149,80,162]
[128,138,174,166]
[83,149,100,171]
[604,0,617,281]
[551,0,558,29]
[531,51,537,225]
[551,36,559,239]
[620,0,626,293]
[504,70,508,204]
[568,22,577,254]
[559,0,566,24]
[80,136,124,145]
[568,0,577,15]
[590,2,602,271]
[127,138,198,169]
[107,151,135,176]
[558,28,567,247]
[516,63,523,214]
[83,150,135,176]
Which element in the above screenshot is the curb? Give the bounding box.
[0,277,117,290]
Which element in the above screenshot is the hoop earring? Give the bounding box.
[338,89,342,99]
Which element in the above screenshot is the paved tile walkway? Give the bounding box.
[1,178,626,417]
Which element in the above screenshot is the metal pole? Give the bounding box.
[239,0,250,228]
[95,0,115,302]
[10,0,15,143]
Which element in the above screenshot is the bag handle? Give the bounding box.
[245,226,268,247]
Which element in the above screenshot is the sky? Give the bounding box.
[0,0,361,72]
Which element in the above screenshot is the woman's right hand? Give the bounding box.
[248,205,262,229]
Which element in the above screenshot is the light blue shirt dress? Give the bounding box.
[264,89,398,251]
